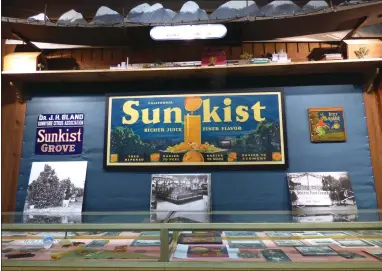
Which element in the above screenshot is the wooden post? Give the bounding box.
[159,228,169,262]
[363,71,382,210]
[1,81,26,214]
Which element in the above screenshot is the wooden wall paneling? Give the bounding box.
[264,43,275,56]
[231,46,242,60]
[92,48,103,63]
[196,44,206,62]
[320,43,332,48]
[80,49,93,65]
[121,48,131,64]
[114,48,125,64]
[297,43,310,54]
[309,43,320,52]
[1,82,26,214]
[220,46,231,60]
[1,40,16,70]
[295,43,311,61]
[242,43,253,56]
[363,79,382,210]
[275,43,287,54]
[253,43,265,58]
[72,49,83,64]
[286,43,298,53]
[153,46,166,62]
[102,48,113,63]
[180,45,189,62]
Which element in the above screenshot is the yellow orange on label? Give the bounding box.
[184,96,202,112]
[183,150,204,162]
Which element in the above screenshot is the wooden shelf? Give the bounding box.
[2,59,381,84]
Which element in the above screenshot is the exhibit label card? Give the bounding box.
[35,113,84,155]
[106,92,286,167]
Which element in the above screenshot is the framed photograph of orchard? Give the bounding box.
[105,91,287,168]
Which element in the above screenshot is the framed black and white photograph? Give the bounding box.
[316,231,351,237]
[305,239,338,246]
[292,232,324,237]
[274,240,304,247]
[150,174,211,223]
[130,237,173,247]
[295,246,338,256]
[23,161,87,223]
[354,230,382,236]
[223,231,257,237]
[287,172,357,222]
[265,232,292,238]
[334,239,377,248]
[227,240,266,248]
[130,240,161,247]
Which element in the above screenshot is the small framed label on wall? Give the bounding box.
[308,107,346,143]
[105,91,287,168]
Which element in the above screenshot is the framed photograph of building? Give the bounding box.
[274,240,304,247]
[305,239,338,246]
[335,239,377,248]
[295,246,338,256]
[265,232,292,238]
[316,231,351,237]
[227,240,266,248]
[292,232,324,237]
[150,174,211,223]
[130,237,173,247]
[287,172,358,222]
[105,91,287,168]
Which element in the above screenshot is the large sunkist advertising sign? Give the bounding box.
[105,91,286,167]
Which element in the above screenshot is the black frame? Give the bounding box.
[103,89,288,171]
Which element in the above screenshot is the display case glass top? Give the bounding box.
[2,211,382,270]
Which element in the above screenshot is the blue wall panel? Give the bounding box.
[15,84,377,221]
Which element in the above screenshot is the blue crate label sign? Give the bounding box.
[105,92,286,167]
[35,113,84,155]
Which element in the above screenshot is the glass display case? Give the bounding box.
[2,211,382,270]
